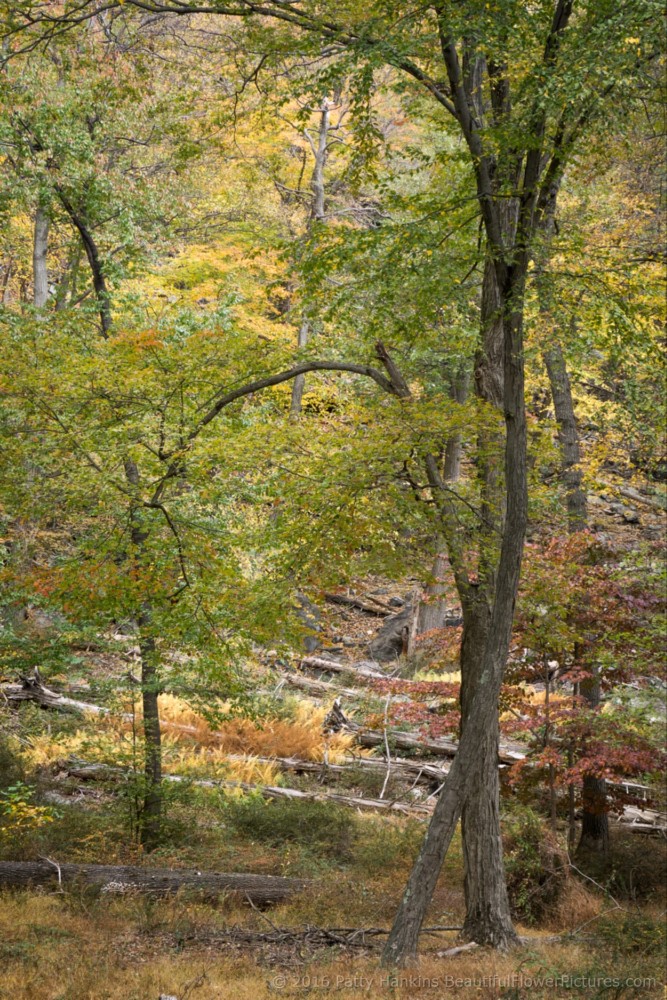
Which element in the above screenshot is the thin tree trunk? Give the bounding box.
[290,99,329,417]
[32,205,49,308]
[576,667,609,855]
[543,340,587,530]
[124,458,162,850]
[542,331,607,852]
[55,186,112,336]
[416,371,468,637]
[289,317,310,418]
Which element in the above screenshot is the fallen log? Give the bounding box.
[324,593,393,615]
[0,861,308,902]
[300,656,387,680]
[2,671,107,715]
[220,752,449,787]
[276,672,362,700]
[601,483,667,513]
[62,760,433,816]
[353,726,526,765]
[60,760,667,832]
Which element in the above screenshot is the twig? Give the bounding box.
[38,855,63,892]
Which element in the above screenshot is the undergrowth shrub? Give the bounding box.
[352,817,423,876]
[594,911,666,958]
[221,796,354,860]
[503,806,568,924]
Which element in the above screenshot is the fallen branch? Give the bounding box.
[0,861,308,902]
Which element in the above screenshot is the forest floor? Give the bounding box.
[0,480,665,999]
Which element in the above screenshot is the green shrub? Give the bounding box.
[503,806,568,924]
[221,795,354,860]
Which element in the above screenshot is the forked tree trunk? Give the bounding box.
[382,255,528,964]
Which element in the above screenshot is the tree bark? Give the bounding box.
[576,667,609,855]
[543,340,587,530]
[32,204,49,308]
[124,458,162,851]
[455,197,520,950]
[0,861,308,902]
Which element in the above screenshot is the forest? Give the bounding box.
[0,1,665,998]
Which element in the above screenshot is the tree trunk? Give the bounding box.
[0,861,308,902]
[455,199,520,950]
[124,458,162,851]
[289,317,310,417]
[576,666,609,855]
[54,186,112,336]
[416,550,449,634]
[416,372,468,637]
[459,600,515,946]
[137,604,162,851]
[290,99,329,417]
[543,340,587,530]
[382,255,528,964]
[32,205,49,308]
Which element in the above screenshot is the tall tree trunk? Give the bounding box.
[289,318,310,418]
[543,340,587,530]
[32,205,49,308]
[577,665,609,855]
[416,371,469,636]
[456,201,519,949]
[542,327,607,853]
[124,459,162,851]
[290,99,329,417]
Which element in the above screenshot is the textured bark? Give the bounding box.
[416,551,449,635]
[0,861,308,902]
[456,197,520,950]
[544,341,587,530]
[32,205,49,307]
[459,601,514,946]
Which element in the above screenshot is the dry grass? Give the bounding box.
[0,891,662,1000]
